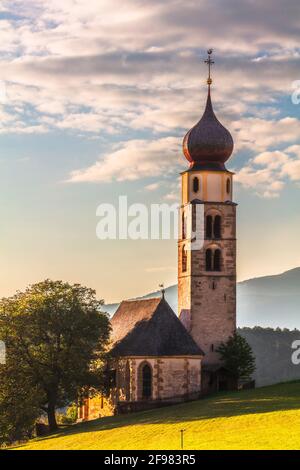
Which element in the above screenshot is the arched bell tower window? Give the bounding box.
[193,176,199,193]
[213,215,221,239]
[182,245,187,272]
[214,249,221,271]
[226,178,231,195]
[206,247,222,272]
[206,249,213,271]
[206,215,213,239]
[206,213,222,239]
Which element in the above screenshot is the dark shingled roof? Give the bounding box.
[110,297,204,357]
[182,89,234,171]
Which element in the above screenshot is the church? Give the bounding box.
[79,51,237,420]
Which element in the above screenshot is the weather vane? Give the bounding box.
[204,48,214,86]
[159,283,165,299]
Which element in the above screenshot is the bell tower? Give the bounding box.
[178,50,236,368]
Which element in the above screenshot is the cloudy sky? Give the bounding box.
[0,0,299,302]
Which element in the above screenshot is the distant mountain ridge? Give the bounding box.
[104,267,300,330]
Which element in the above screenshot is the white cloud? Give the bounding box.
[235,146,300,197]
[232,117,300,153]
[281,160,300,181]
[67,137,182,183]
[253,151,289,169]
[0,0,299,200]
[285,145,300,158]
[164,191,179,201]
[145,182,159,191]
[0,0,299,139]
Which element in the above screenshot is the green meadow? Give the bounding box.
[13,381,300,450]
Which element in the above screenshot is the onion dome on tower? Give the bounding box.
[183,49,234,171]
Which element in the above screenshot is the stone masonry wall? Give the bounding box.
[178,201,236,365]
[116,356,201,402]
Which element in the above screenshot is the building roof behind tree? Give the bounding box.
[110,297,204,357]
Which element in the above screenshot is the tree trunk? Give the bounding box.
[47,402,58,431]
[47,390,58,431]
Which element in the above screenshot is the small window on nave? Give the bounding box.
[125,360,131,402]
[142,363,152,400]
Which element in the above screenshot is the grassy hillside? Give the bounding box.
[13,381,300,450]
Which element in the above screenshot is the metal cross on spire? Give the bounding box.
[204,48,214,86]
[159,283,165,299]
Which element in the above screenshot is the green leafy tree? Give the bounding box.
[216,333,256,381]
[0,280,111,435]
[0,362,40,445]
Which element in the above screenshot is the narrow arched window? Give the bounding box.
[226,178,231,195]
[206,215,213,239]
[125,360,130,401]
[213,215,221,239]
[214,249,221,271]
[182,245,187,272]
[193,176,199,193]
[182,212,186,239]
[192,204,196,233]
[206,249,212,271]
[142,364,152,399]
